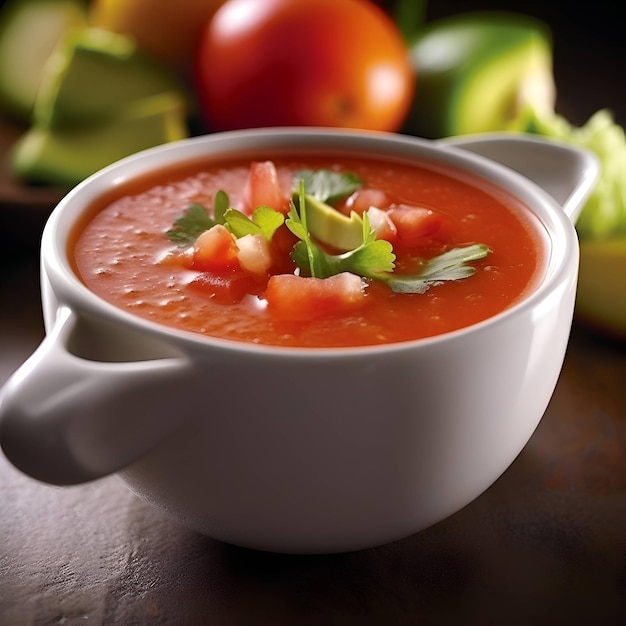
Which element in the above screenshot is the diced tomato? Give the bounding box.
[387,204,445,248]
[265,272,365,320]
[243,161,289,214]
[366,206,397,243]
[341,188,390,216]
[188,269,261,304]
[191,224,240,271]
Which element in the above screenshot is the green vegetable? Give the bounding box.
[11,91,187,188]
[224,206,285,242]
[521,107,626,338]
[403,11,555,138]
[290,168,365,250]
[166,202,217,245]
[4,20,190,188]
[0,0,87,120]
[213,189,229,225]
[34,27,188,128]
[293,168,362,204]
[293,193,364,252]
[384,244,491,294]
[523,107,626,240]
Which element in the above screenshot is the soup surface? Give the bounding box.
[71,152,547,348]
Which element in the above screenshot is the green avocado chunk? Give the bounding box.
[296,194,364,252]
[403,11,555,138]
[11,92,188,188]
[0,0,87,120]
[34,27,188,128]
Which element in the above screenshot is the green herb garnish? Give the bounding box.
[224,205,285,241]
[213,189,229,225]
[384,244,491,294]
[166,203,216,244]
[293,168,362,204]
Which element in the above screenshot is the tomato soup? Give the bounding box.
[71,153,547,348]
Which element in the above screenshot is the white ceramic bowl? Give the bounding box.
[0,128,598,554]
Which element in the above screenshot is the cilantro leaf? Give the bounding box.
[166,203,215,244]
[224,205,285,241]
[213,189,229,224]
[293,168,362,204]
[384,244,491,294]
[166,191,232,245]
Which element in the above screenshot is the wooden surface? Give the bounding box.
[1,2,626,624]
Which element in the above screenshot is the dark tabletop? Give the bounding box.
[1,2,625,625]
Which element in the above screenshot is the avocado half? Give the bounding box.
[11,92,188,187]
[8,25,190,187]
[0,0,87,120]
[403,11,556,138]
[34,27,187,128]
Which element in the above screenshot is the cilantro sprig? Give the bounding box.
[384,244,491,294]
[166,202,216,244]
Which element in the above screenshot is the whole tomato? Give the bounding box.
[193,0,415,132]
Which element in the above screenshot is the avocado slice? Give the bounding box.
[0,0,87,120]
[11,92,188,187]
[34,27,188,128]
[296,194,364,251]
[403,11,555,138]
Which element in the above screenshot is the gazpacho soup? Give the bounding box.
[71,151,547,348]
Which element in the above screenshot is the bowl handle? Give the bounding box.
[439,132,599,223]
[0,306,196,485]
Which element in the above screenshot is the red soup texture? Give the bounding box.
[71,153,547,348]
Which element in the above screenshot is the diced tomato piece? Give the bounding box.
[191,224,240,271]
[188,269,261,304]
[366,206,397,243]
[387,204,445,248]
[265,272,365,321]
[243,161,289,214]
[341,188,390,216]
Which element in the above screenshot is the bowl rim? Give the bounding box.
[40,127,579,357]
